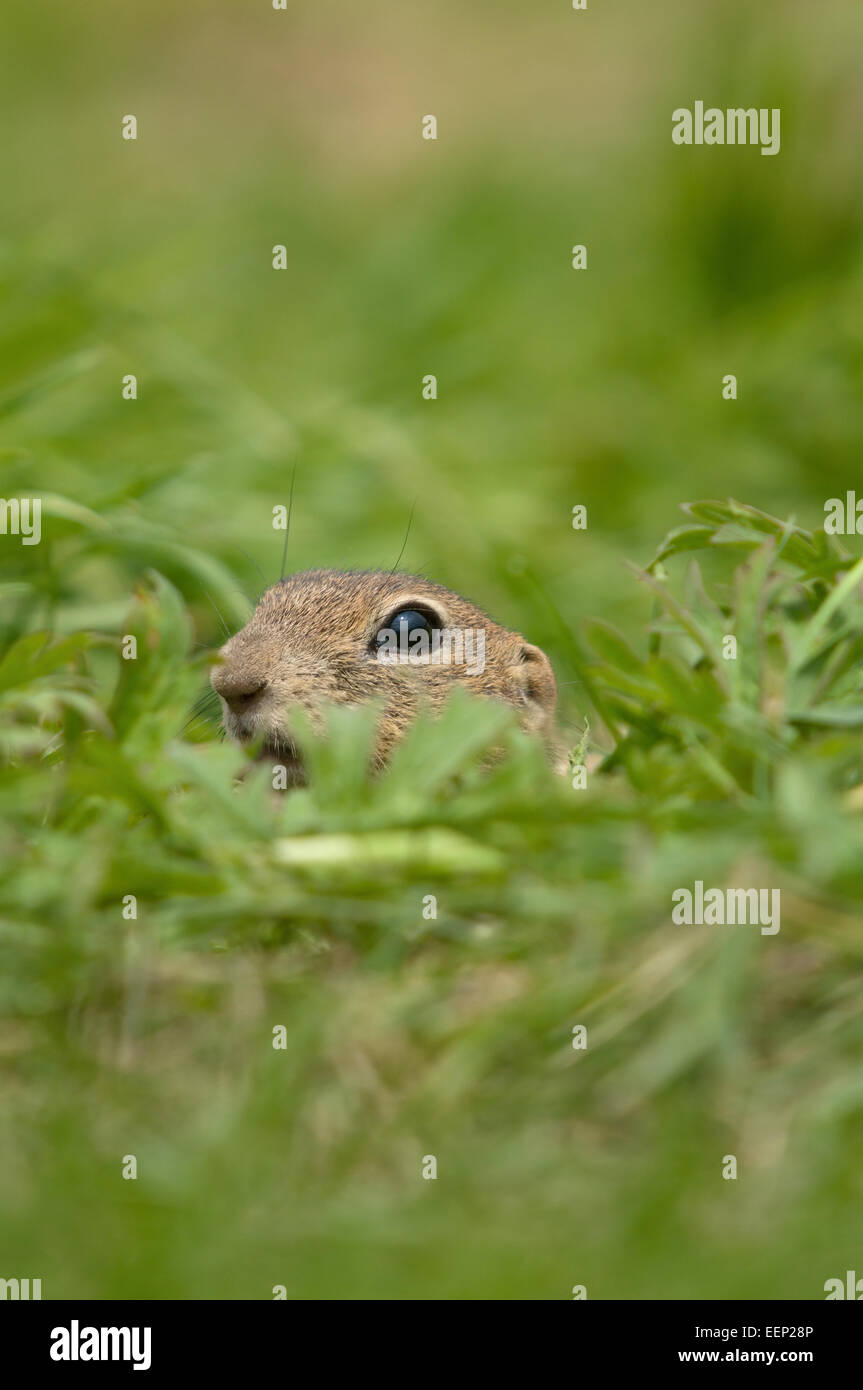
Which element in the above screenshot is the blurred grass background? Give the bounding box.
[1,0,863,1299]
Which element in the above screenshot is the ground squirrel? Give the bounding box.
[211,569,560,784]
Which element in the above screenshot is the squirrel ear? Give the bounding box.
[507,642,557,731]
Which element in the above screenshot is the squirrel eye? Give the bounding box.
[375,608,435,647]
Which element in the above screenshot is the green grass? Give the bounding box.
[2,0,863,1299]
[3,502,863,1298]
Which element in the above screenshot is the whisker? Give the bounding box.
[236,547,268,596]
[280,466,297,583]
[183,682,223,735]
[389,498,417,574]
[191,687,220,713]
[203,589,231,639]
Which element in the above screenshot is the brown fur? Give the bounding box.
[211,569,560,783]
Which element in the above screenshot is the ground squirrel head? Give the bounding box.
[211,569,558,783]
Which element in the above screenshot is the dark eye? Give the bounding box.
[375,608,436,648]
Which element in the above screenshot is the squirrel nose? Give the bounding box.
[211,665,268,715]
